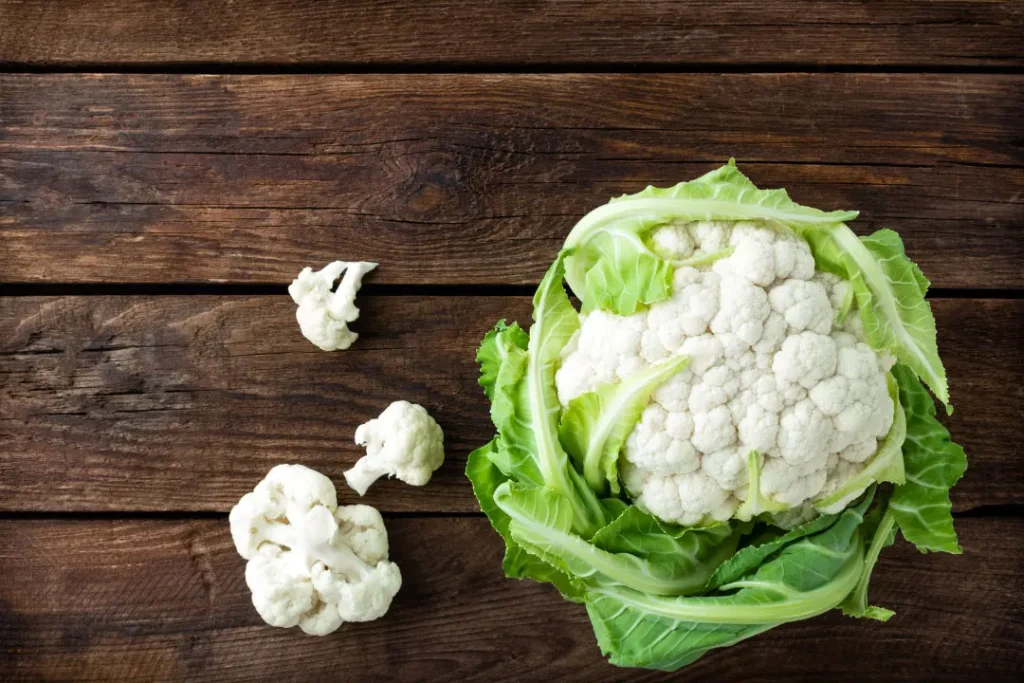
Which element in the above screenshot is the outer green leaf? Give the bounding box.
[481,250,611,537]
[586,493,872,671]
[889,364,967,553]
[814,374,907,513]
[476,320,528,401]
[841,499,897,622]
[495,483,735,597]
[465,440,583,600]
[562,160,857,313]
[802,226,949,410]
[559,353,689,494]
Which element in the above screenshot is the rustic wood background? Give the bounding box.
[1,1,1022,681]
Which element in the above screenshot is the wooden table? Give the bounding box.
[1,2,1022,681]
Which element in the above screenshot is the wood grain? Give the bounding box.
[0,516,1020,682]
[1,1,1022,68]
[2,74,1021,287]
[0,295,1018,513]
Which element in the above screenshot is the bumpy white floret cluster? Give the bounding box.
[556,221,897,526]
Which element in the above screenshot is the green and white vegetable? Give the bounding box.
[467,161,966,670]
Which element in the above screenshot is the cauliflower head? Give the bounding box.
[229,464,401,635]
[344,401,445,495]
[556,220,900,526]
[289,261,377,351]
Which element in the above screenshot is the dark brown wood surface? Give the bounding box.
[0,296,1019,514]
[1,74,1022,287]
[1,0,1022,68]
[1,3,1022,681]
[0,517,1021,683]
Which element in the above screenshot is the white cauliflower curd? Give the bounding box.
[556,220,898,526]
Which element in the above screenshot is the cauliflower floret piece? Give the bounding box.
[691,405,736,454]
[777,399,833,469]
[644,268,721,354]
[702,447,750,491]
[229,465,401,635]
[754,312,787,355]
[688,365,740,414]
[625,466,737,526]
[768,279,833,334]
[711,278,771,346]
[289,261,377,351]
[679,334,725,376]
[625,404,700,476]
[650,222,696,259]
[772,233,816,281]
[760,455,827,506]
[652,371,693,412]
[773,331,837,389]
[712,221,779,287]
[691,220,732,254]
[344,401,445,495]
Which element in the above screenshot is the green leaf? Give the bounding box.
[889,364,967,553]
[586,493,873,671]
[841,498,897,622]
[484,250,611,538]
[814,374,907,513]
[465,440,583,600]
[476,320,528,401]
[801,227,949,410]
[562,160,857,314]
[495,483,736,597]
[559,353,689,494]
[706,508,843,590]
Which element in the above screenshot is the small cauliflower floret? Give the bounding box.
[651,371,693,412]
[288,261,377,352]
[773,331,837,389]
[344,401,445,495]
[688,365,740,414]
[229,464,401,635]
[702,447,749,491]
[625,404,700,476]
[691,220,732,254]
[650,222,696,259]
[679,334,723,376]
[840,439,878,464]
[753,312,786,355]
[760,455,827,507]
[777,399,833,469]
[644,268,720,354]
[691,405,736,454]
[625,465,736,526]
[713,221,779,287]
[768,279,833,334]
[772,233,816,281]
[710,278,771,346]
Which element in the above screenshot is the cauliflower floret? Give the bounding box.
[555,219,900,525]
[289,261,377,351]
[768,279,833,334]
[710,278,771,346]
[650,222,696,259]
[229,465,401,635]
[344,401,445,495]
[773,331,837,389]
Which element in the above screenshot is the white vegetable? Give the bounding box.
[229,464,401,634]
[288,261,377,351]
[344,401,445,495]
[555,220,898,526]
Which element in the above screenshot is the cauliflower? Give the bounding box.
[229,464,401,634]
[289,261,377,351]
[555,220,899,526]
[344,401,445,495]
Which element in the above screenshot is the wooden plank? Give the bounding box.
[1,1,1022,68]
[0,516,1019,682]
[0,295,1017,513]
[2,74,1021,288]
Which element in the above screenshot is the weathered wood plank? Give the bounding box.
[2,74,1021,287]
[1,0,1021,68]
[0,296,1016,513]
[0,516,1019,682]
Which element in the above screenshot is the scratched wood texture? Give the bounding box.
[1,0,1022,68]
[1,3,1023,681]
[1,74,1022,288]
